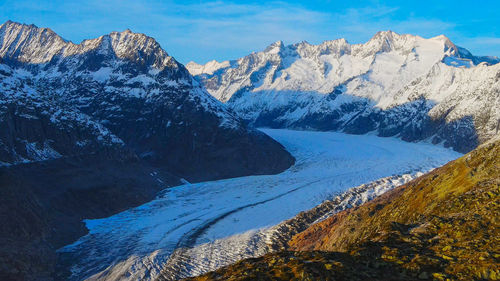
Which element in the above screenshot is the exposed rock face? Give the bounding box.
[0,21,294,177]
[189,138,500,280]
[188,31,500,153]
[0,21,294,281]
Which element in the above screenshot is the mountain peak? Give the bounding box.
[370,30,401,42]
[0,19,12,28]
[373,30,398,37]
[103,29,175,69]
[109,28,147,38]
[431,34,456,48]
[0,20,54,36]
[318,38,350,48]
[428,35,485,63]
[0,21,177,70]
[1,20,31,28]
[360,30,406,54]
[272,40,284,47]
[431,34,450,41]
[0,20,67,64]
[264,40,284,54]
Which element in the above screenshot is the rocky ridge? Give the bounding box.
[0,21,294,178]
[188,31,500,153]
[189,137,500,280]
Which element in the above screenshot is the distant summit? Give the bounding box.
[187,31,500,153]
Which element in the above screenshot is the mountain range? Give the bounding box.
[0,21,293,281]
[0,20,293,177]
[187,31,500,153]
[1,20,499,281]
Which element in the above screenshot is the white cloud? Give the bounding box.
[2,0,497,63]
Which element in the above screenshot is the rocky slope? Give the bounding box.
[157,174,423,281]
[188,31,500,153]
[0,20,294,178]
[188,137,499,280]
[0,20,293,281]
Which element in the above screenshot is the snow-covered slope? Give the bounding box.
[58,129,461,281]
[0,20,293,179]
[188,31,500,153]
[0,21,294,281]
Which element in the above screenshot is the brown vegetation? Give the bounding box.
[188,139,500,280]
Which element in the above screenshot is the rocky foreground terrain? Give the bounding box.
[188,137,499,280]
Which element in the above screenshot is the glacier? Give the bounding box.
[58,129,461,280]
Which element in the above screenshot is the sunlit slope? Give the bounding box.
[189,138,499,280]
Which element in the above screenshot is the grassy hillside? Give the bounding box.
[188,139,499,280]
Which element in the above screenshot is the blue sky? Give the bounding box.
[1,0,499,64]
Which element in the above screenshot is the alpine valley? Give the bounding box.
[0,20,498,281]
[0,21,293,281]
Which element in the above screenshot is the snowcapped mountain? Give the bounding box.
[187,31,500,153]
[0,20,293,178]
[0,20,294,281]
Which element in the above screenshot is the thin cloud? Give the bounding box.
[1,0,497,63]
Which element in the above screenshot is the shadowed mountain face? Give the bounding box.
[0,20,294,178]
[0,21,294,280]
[188,31,500,153]
[189,138,499,281]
